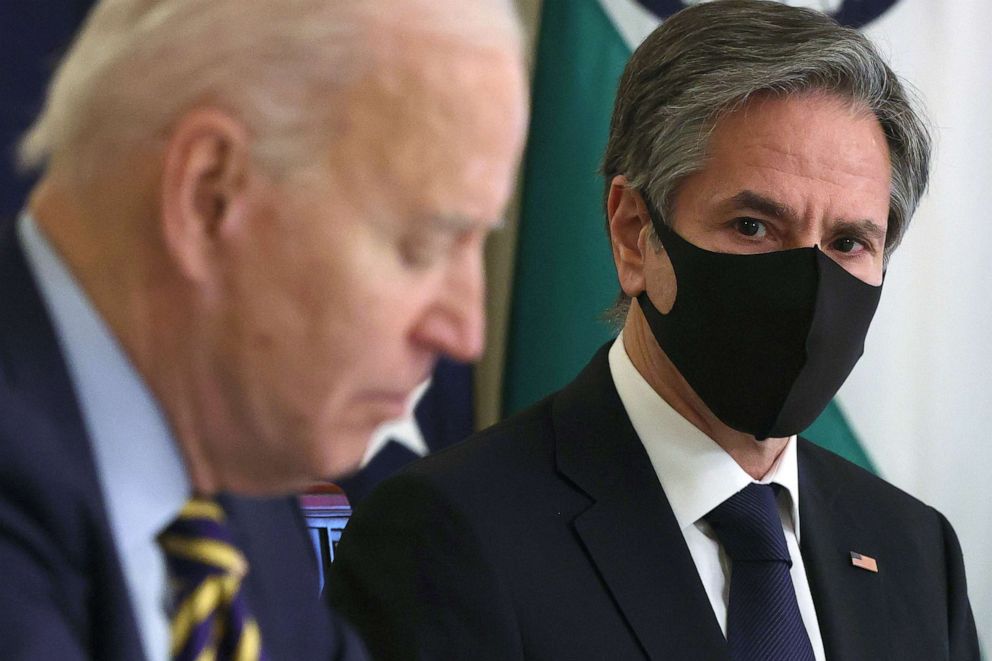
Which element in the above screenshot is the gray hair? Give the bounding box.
[20,0,522,182]
[602,0,931,319]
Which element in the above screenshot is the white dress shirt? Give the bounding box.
[608,334,826,660]
[19,214,189,661]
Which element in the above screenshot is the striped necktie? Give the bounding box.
[158,498,266,661]
[705,483,815,661]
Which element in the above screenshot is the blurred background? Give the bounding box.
[3,0,989,649]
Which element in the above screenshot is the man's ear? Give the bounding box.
[608,175,655,297]
[160,109,253,280]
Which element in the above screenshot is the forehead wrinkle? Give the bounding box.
[729,117,891,187]
[739,151,887,191]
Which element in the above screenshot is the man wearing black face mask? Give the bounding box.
[328,2,980,660]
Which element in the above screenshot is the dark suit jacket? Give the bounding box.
[329,344,980,660]
[0,223,367,660]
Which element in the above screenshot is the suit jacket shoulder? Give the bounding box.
[330,345,728,660]
[797,438,979,660]
[330,394,578,660]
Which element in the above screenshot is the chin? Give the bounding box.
[220,470,316,498]
[310,432,373,482]
[319,457,363,483]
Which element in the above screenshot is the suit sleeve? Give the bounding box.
[936,509,980,661]
[327,472,523,661]
[0,498,89,659]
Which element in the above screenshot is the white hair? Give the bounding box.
[19,0,522,180]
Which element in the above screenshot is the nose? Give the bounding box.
[413,247,486,363]
[784,226,822,251]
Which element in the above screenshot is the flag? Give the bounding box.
[504,0,990,646]
[850,551,879,573]
[501,0,635,415]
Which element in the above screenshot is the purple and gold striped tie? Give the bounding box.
[158,498,266,661]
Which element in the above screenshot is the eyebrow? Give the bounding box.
[729,190,799,221]
[832,218,886,244]
[728,190,886,243]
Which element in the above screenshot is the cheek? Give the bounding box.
[821,250,884,286]
[226,259,364,411]
[863,258,885,286]
[295,277,414,393]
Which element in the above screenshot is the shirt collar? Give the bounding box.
[17,213,190,549]
[608,333,801,538]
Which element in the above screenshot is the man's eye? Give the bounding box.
[400,241,436,268]
[400,233,455,269]
[832,237,864,254]
[734,217,766,238]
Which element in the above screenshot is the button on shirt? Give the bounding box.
[19,214,189,661]
[608,334,826,660]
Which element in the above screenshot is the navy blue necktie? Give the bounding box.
[705,483,815,661]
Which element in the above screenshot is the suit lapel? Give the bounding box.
[798,440,891,660]
[555,345,728,661]
[0,223,90,443]
[0,224,148,660]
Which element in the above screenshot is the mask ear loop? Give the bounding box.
[638,191,705,293]
[636,192,687,319]
[639,191,707,256]
[639,193,673,250]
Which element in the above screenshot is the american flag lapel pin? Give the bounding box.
[850,551,879,573]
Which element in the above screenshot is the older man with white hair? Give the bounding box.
[0,0,528,659]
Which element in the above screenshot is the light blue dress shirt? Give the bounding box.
[18,213,189,661]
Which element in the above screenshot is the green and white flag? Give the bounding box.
[503,0,629,417]
[504,0,991,645]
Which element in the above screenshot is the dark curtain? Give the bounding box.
[1,0,95,220]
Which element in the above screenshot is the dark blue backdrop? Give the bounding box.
[0,1,95,220]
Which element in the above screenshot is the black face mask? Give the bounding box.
[637,212,883,440]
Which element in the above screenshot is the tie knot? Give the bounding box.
[705,483,791,564]
[158,497,248,580]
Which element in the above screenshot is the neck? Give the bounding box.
[622,302,789,480]
[29,175,230,495]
